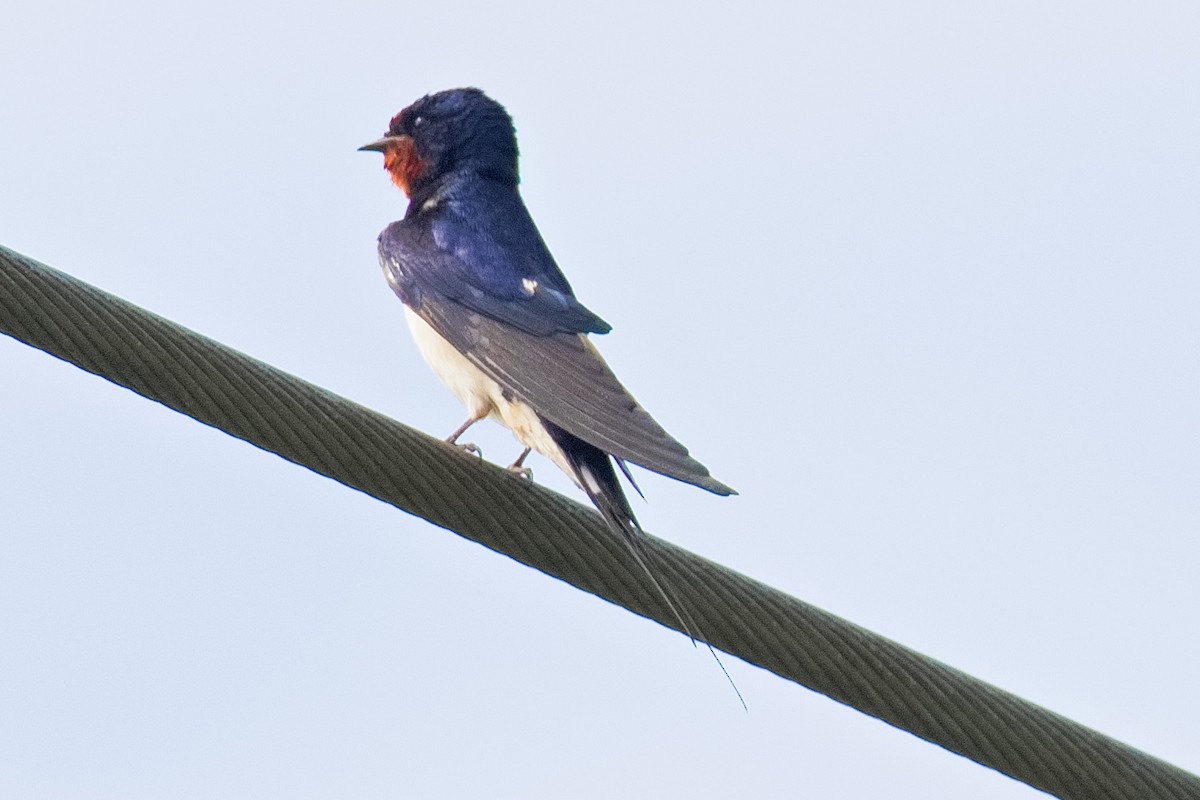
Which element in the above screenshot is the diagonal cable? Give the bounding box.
[1,244,1197,800]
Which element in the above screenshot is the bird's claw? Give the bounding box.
[454,442,482,458]
[507,464,534,481]
[506,447,532,480]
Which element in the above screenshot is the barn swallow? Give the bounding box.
[360,88,735,547]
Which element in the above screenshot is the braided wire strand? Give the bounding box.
[2,245,1197,800]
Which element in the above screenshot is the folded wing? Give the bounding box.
[379,215,735,496]
[417,297,735,495]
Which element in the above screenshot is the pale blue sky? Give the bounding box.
[3,2,1198,797]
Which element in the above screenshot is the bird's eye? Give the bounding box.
[412,115,426,128]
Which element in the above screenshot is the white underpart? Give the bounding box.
[403,307,573,479]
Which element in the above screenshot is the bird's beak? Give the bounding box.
[358,135,405,153]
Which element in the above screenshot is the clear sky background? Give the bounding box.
[2,3,1198,798]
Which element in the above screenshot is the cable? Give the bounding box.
[2,244,1197,799]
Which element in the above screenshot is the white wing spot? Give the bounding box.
[580,466,603,495]
[383,264,403,292]
[521,277,538,296]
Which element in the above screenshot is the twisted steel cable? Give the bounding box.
[2,244,1197,800]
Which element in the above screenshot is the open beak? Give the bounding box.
[358,135,405,153]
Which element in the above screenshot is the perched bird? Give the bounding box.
[360,88,735,544]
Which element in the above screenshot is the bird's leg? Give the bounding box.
[507,447,533,481]
[446,415,483,457]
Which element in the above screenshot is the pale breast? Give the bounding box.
[404,306,495,419]
[402,306,573,479]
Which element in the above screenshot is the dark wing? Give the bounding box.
[418,292,736,496]
[382,182,611,336]
[379,205,735,496]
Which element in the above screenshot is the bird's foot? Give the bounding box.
[506,447,533,480]
[445,416,483,453]
[451,441,482,458]
[507,464,534,481]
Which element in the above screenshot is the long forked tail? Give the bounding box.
[542,419,746,709]
[542,419,697,634]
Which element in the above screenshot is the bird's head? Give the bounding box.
[359,88,519,199]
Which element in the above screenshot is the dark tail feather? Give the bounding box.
[542,419,747,709]
[614,457,646,501]
[541,420,697,635]
[539,419,717,652]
